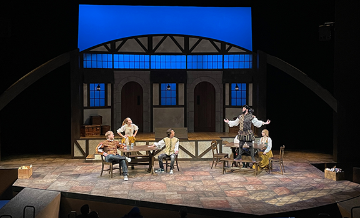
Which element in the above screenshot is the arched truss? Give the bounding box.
[82,34,253,55]
[266,54,337,112]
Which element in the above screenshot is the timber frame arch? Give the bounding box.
[82,34,254,56]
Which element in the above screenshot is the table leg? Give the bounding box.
[147,153,154,174]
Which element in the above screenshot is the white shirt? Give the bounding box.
[228,116,264,128]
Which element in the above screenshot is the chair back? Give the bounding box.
[211,140,219,155]
[279,145,285,160]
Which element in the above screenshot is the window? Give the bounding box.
[114,54,150,69]
[89,83,106,107]
[160,83,176,105]
[151,55,186,69]
[82,53,252,69]
[231,83,246,106]
[187,55,222,69]
[83,54,112,68]
[224,54,252,69]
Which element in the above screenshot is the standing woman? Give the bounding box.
[254,129,273,170]
[117,117,139,146]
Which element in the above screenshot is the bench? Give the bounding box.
[220,157,261,176]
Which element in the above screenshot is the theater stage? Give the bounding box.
[2,149,360,217]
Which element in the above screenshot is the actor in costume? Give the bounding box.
[117,117,139,146]
[224,105,270,162]
[254,129,273,170]
[150,128,179,174]
[96,131,131,181]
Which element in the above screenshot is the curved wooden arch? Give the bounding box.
[0,49,78,112]
[266,53,337,112]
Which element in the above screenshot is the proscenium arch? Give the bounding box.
[0,49,78,112]
[264,52,337,112]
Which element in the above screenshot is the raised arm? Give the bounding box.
[252,117,271,128]
[224,118,240,127]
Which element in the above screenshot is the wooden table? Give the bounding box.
[119,145,159,174]
[222,142,265,176]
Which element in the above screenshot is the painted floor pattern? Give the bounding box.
[1,150,359,216]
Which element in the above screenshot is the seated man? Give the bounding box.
[150,128,179,174]
[96,131,131,181]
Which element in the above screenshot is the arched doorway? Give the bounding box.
[121,82,143,132]
[194,82,215,132]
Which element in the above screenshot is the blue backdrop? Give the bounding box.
[78,5,252,51]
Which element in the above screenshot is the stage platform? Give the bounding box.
[76,132,239,160]
[1,151,360,217]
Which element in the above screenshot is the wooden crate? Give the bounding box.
[81,125,101,137]
[325,170,345,181]
[101,125,111,135]
[18,166,32,179]
[91,116,102,125]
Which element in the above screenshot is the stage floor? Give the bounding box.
[2,151,360,217]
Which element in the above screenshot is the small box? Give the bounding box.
[18,165,32,179]
[91,116,102,125]
[325,170,344,181]
[101,125,111,135]
[81,125,101,137]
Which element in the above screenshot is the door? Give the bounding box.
[194,82,215,132]
[121,82,143,132]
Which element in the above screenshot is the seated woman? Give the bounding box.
[253,129,273,170]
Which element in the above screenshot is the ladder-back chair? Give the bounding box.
[269,145,285,174]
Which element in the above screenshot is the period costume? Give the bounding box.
[96,139,128,176]
[154,137,179,171]
[117,124,139,146]
[227,113,265,161]
[255,136,273,169]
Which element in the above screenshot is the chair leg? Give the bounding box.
[100,163,104,176]
[165,159,168,172]
[282,162,285,173]
[175,158,179,171]
[110,164,113,178]
[211,157,215,169]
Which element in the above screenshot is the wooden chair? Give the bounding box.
[164,153,179,172]
[100,155,122,178]
[211,140,229,169]
[269,145,285,174]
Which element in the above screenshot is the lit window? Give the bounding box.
[231,83,246,106]
[150,55,186,69]
[187,55,222,69]
[89,83,106,107]
[83,53,112,68]
[114,54,150,69]
[224,54,252,69]
[160,83,176,105]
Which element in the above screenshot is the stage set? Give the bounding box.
[2,3,360,218]
[1,132,360,217]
